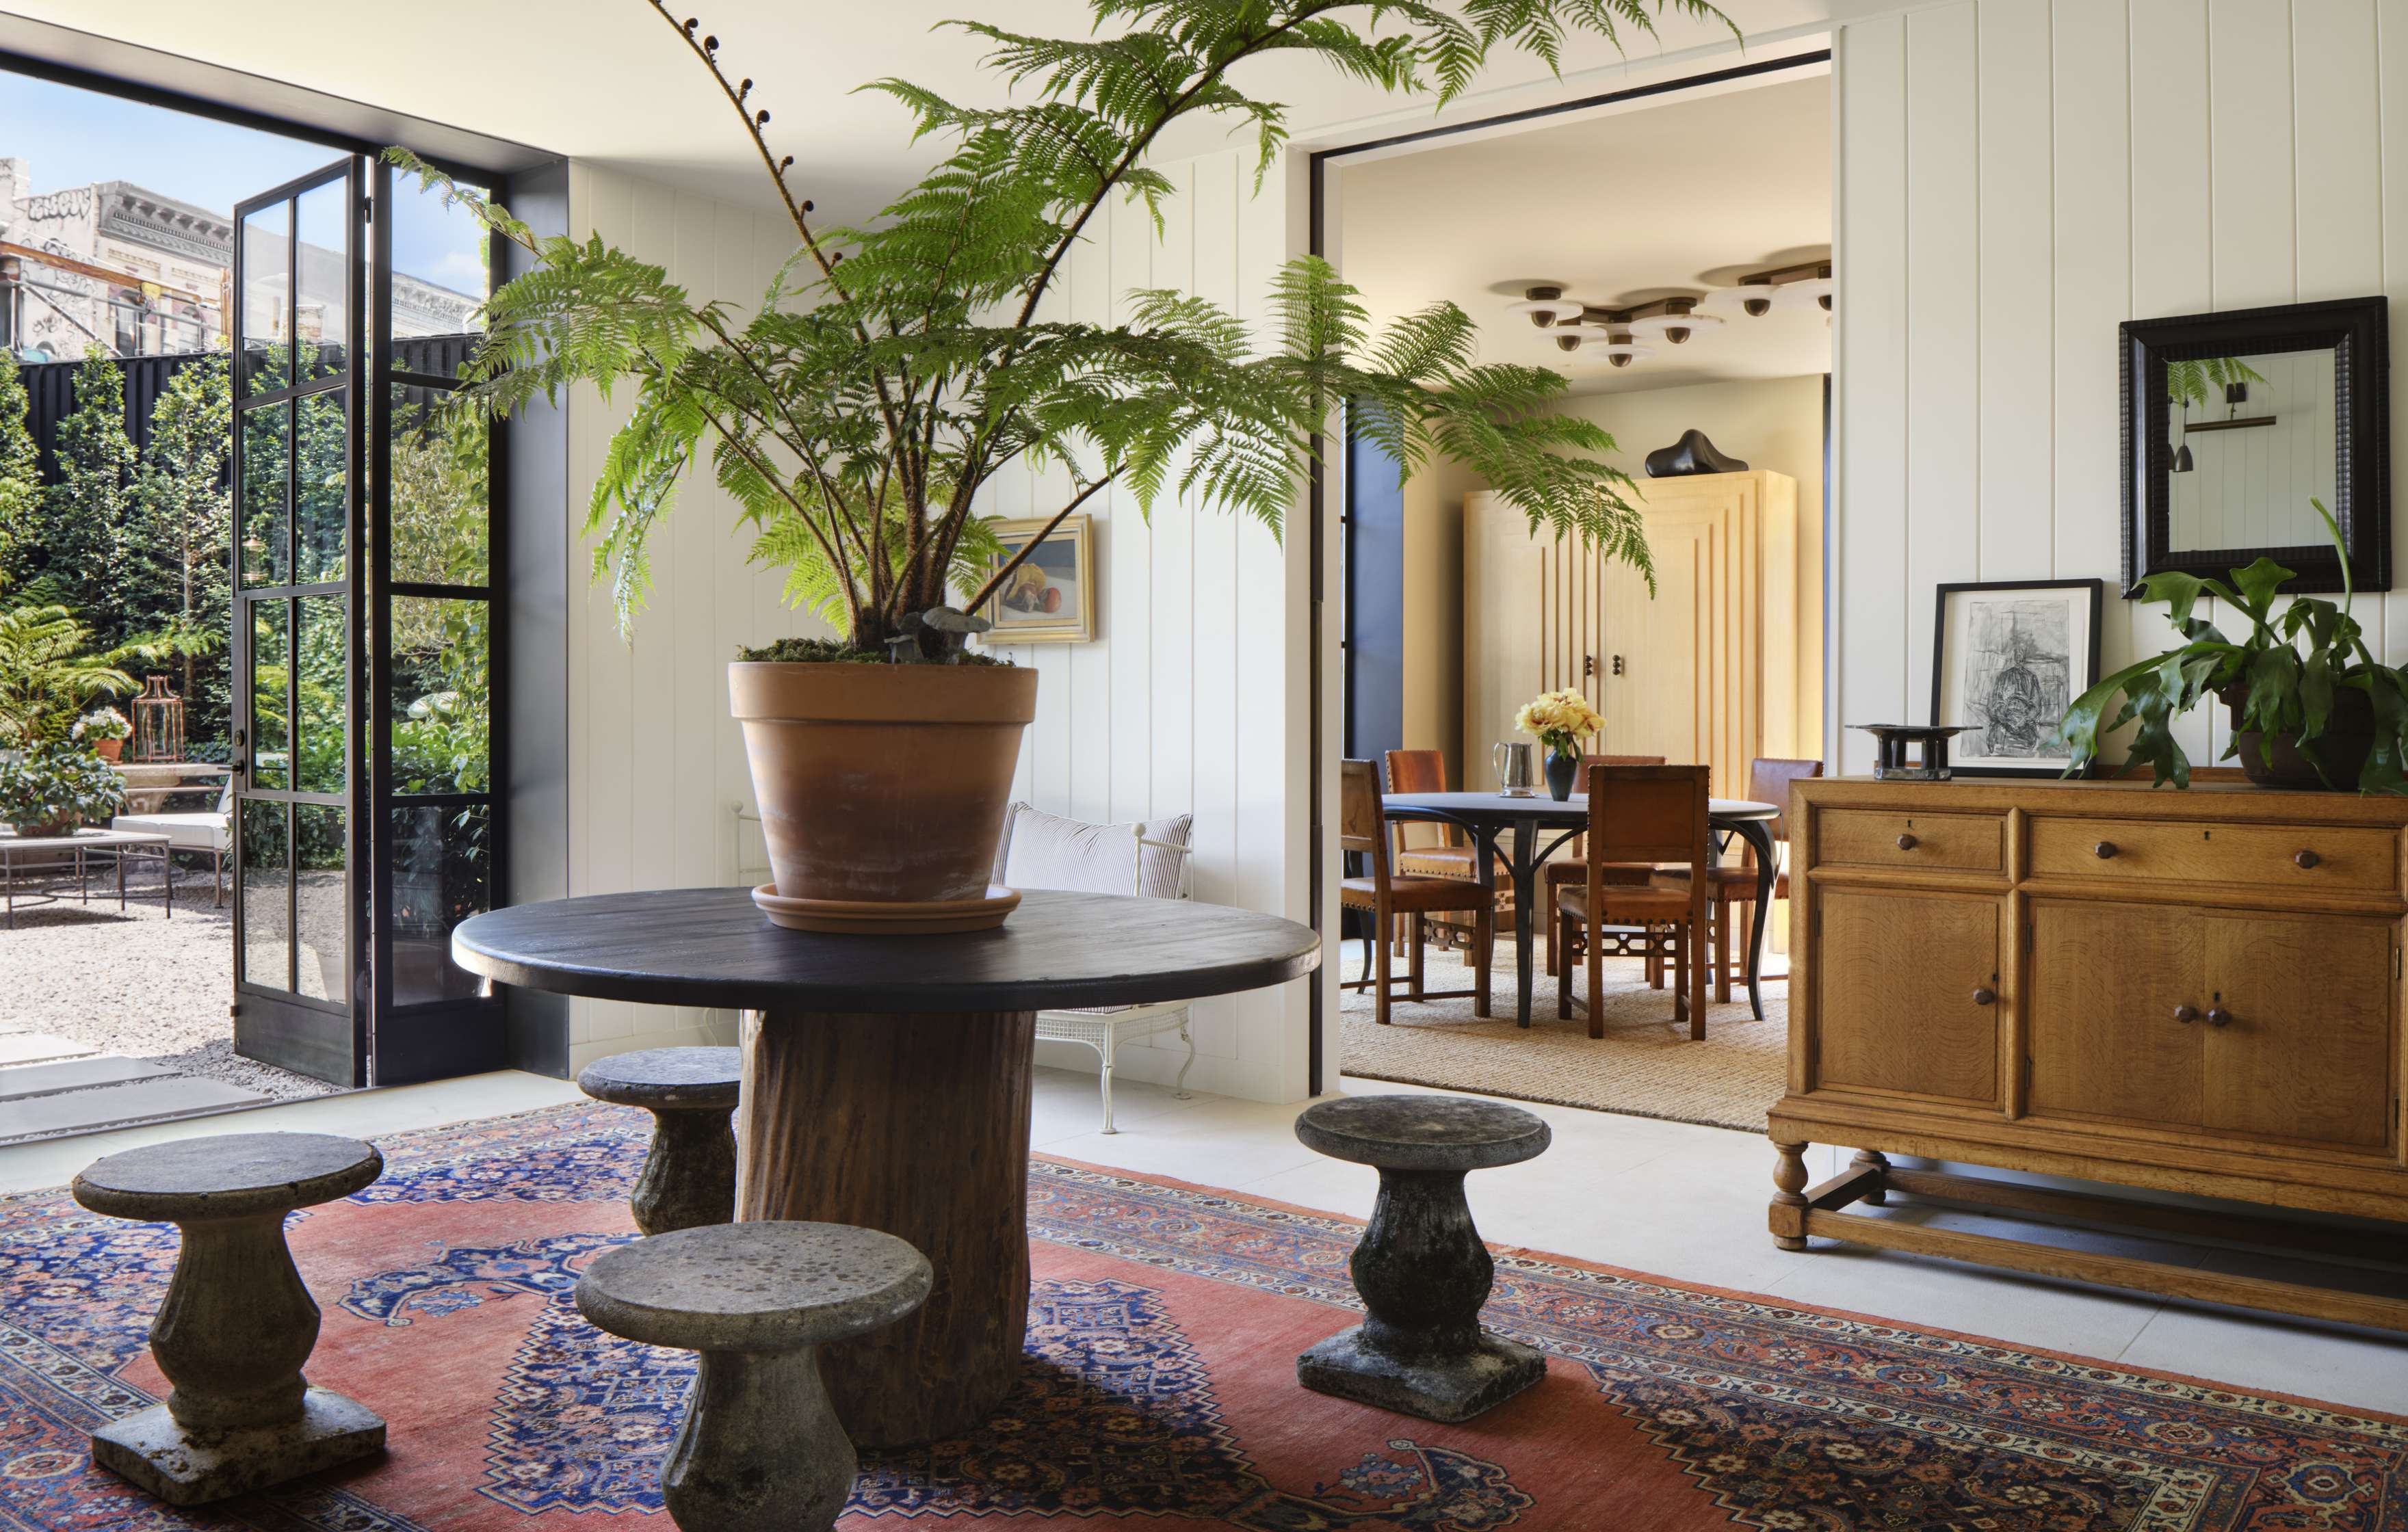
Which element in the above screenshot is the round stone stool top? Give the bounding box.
[577,1046,742,1110]
[72,1132,384,1222]
[1294,1096,1551,1172]
[576,1221,932,1353]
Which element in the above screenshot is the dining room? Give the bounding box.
[1325,68,1831,1136]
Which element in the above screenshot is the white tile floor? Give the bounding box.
[8,1061,2408,1416]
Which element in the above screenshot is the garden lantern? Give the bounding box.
[131,676,184,764]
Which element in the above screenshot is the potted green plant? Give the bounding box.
[0,741,125,837]
[2058,501,2408,791]
[1515,687,1605,800]
[397,0,1728,929]
[72,706,131,763]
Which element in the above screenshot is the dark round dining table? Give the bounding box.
[1380,791,1781,1027]
[453,886,1320,1448]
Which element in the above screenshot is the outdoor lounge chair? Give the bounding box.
[112,776,230,906]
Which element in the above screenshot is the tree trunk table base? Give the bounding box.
[738,1007,1036,1449]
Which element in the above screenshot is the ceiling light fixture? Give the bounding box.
[1714,260,1834,317]
[1505,285,1588,326]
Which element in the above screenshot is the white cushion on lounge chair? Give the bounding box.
[110,812,229,851]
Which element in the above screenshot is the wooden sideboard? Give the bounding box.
[1772,776,2408,1330]
[1462,471,1798,796]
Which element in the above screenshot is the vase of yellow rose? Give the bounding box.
[1515,688,1606,802]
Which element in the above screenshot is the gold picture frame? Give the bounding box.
[980,514,1095,644]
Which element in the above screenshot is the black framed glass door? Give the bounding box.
[231,157,368,1085]
[231,155,507,1088]
[369,157,505,1083]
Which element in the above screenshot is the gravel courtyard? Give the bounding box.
[3,867,341,1107]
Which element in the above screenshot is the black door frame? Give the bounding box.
[230,155,370,1085]
[1304,47,1833,1093]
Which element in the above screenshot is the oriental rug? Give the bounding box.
[4,1102,2405,1531]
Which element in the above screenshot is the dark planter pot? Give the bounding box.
[1544,748,1579,802]
[2221,683,2379,791]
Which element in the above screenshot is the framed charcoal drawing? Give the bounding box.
[979,514,1095,643]
[2121,296,2389,595]
[1931,579,2104,778]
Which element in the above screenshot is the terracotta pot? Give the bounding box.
[94,739,122,763]
[729,661,1038,932]
[2221,682,2378,791]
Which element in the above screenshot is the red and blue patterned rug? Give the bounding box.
[4,1100,2406,1529]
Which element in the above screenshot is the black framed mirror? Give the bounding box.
[2121,295,2389,595]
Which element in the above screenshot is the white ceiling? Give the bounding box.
[3,1,1850,225]
[1334,71,1831,397]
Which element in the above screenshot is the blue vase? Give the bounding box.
[1545,748,1578,801]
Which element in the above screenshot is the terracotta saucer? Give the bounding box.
[750,884,1022,935]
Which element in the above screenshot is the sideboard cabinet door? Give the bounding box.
[1816,888,2001,1103]
[2201,912,2394,1152]
[2028,899,2205,1129]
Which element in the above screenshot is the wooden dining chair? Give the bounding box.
[1541,753,1666,981]
[1554,763,1712,1041]
[1697,757,1823,1001]
[1339,759,1495,1025]
[1385,748,1510,955]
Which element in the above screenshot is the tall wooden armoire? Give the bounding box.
[1462,470,1800,798]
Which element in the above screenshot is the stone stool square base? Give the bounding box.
[92,1387,386,1507]
[1297,1327,1546,1423]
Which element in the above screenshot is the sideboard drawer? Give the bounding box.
[2029,817,2397,894]
[1816,809,2004,873]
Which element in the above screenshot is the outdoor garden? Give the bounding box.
[0,342,491,1135]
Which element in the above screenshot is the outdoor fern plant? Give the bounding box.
[394,0,1734,659]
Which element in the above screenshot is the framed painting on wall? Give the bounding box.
[980,514,1095,644]
[1931,579,2104,777]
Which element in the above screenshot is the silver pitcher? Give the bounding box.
[1492,741,1537,797]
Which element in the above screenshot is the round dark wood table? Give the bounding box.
[453,886,1320,1447]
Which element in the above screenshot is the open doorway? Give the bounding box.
[0,68,504,1142]
[1328,64,1832,1133]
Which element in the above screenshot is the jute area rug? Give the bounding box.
[1338,940,1786,1133]
[8,1101,2407,1530]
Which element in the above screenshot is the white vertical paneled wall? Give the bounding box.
[560,163,812,1072]
[556,151,1313,1097]
[980,146,1315,1105]
[1833,0,2408,775]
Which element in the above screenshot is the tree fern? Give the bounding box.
[391,0,1731,654]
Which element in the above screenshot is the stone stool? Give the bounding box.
[575,1221,930,1532]
[1292,1095,1552,1423]
[578,1046,742,1234]
[70,1132,387,1505]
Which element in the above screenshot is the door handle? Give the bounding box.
[2206,1006,2234,1028]
[2173,1004,2197,1024]
[1970,986,1996,1007]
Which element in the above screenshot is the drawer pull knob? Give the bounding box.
[1895,833,1918,851]
[2206,1006,2234,1028]
[2173,1004,2198,1024]
[1971,986,1996,1007]
[2094,841,2117,859]
[2295,849,2322,869]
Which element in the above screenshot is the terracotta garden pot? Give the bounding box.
[94,739,122,763]
[2221,682,2378,791]
[729,661,1038,934]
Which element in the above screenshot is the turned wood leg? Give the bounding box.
[1585,921,1605,1040]
[1556,912,1573,1020]
[1714,899,1732,1004]
[1409,912,1427,999]
[1852,1148,1892,1206]
[1770,1139,1811,1251]
[1375,915,1393,1025]
[1472,905,1493,1018]
[738,1007,1035,1449]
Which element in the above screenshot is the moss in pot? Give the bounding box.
[2060,500,2408,792]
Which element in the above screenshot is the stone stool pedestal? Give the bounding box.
[578,1046,742,1234]
[1292,1095,1552,1423]
[70,1132,387,1505]
[575,1221,930,1532]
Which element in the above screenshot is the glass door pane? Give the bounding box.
[368,157,504,1084]
[231,157,367,1088]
